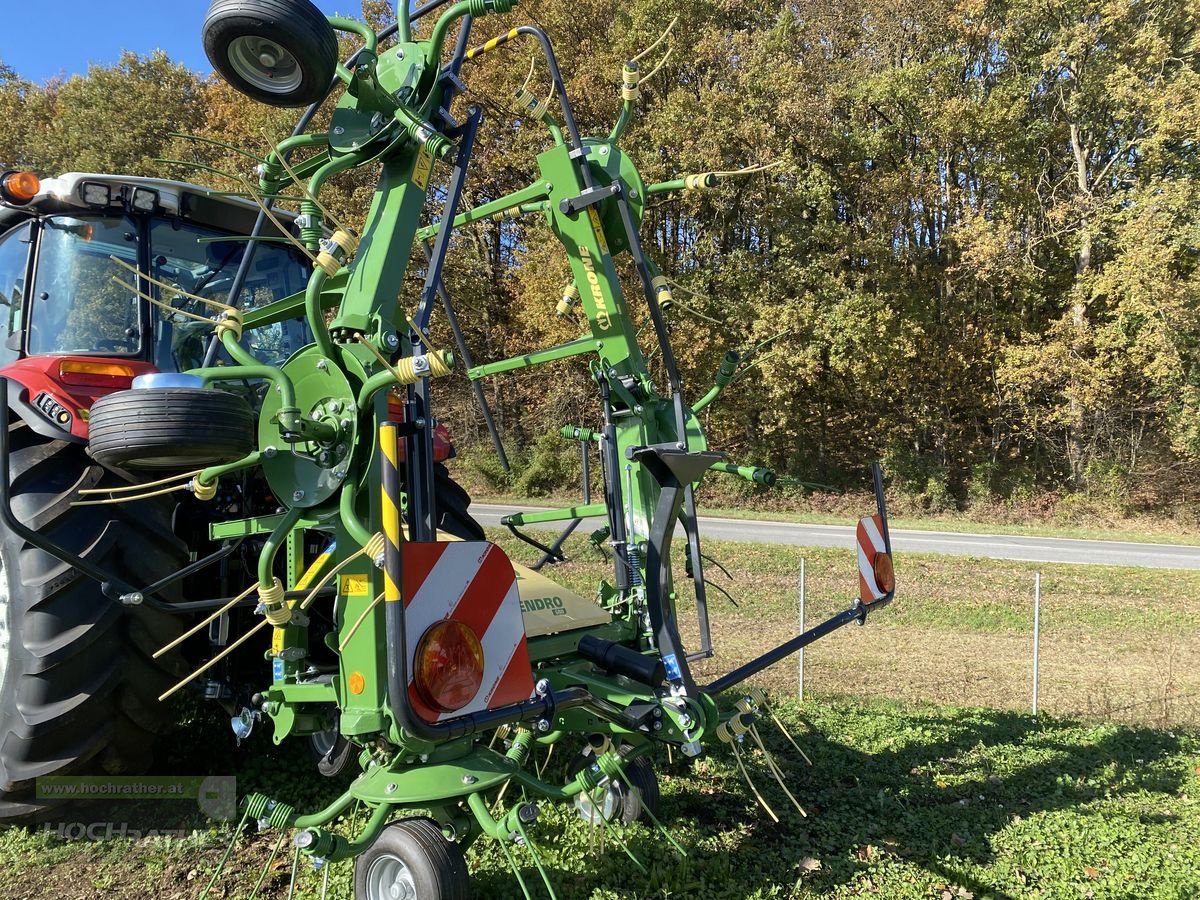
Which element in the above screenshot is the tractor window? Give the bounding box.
[0,222,31,365]
[29,215,141,357]
[148,219,312,371]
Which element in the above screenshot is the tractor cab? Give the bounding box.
[0,170,313,441]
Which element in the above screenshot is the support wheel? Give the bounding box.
[570,747,660,826]
[88,388,255,470]
[354,817,470,900]
[203,0,340,107]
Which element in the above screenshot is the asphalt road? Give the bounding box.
[472,503,1200,570]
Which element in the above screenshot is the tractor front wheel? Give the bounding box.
[0,424,189,822]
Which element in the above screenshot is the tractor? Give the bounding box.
[2,0,897,896]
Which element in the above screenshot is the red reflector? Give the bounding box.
[873,552,895,594]
[414,620,484,713]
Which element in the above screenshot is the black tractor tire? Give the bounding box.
[354,817,470,900]
[88,388,256,470]
[0,423,190,822]
[434,463,486,541]
[203,0,340,107]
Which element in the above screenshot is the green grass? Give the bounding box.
[0,698,1197,899]
[2,539,1198,898]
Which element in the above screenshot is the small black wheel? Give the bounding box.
[203,0,339,107]
[569,747,660,826]
[434,463,486,541]
[354,817,470,900]
[88,388,256,470]
[309,711,356,777]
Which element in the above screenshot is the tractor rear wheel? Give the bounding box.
[0,424,189,822]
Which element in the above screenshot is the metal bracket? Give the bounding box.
[558,182,621,216]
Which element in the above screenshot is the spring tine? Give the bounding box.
[320,859,330,900]
[514,818,558,900]
[731,740,778,823]
[771,710,813,765]
[286,841,301,900]
[535,742,554,780]
[596,799,646,873]
[610,758,687,857]
[199,806,251,899]
[749,726,808,817]
[248,830,288,899]
[498,835,535,900]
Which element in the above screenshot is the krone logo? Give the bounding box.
[579,246,612,330]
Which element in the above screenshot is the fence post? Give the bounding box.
[798,557,806,700]
[1032,571,1041,717]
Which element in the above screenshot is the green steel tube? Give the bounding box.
[709,461,777,486]
[424,0,475,68]
[396,0,412,43]
[340,477,374,548]
[197,451,263,487]
[329,802,394,860]
[328,16,378,54]
[305,268,336,362]
[293,789,358,829]
[691,351,739,413]
[356,369,400,410]
[191,361,294,412]
[264,133,330,176]
[647,173,718,194]
[609,100,634,142]
[219,325,262,369]
[258,506,303,588]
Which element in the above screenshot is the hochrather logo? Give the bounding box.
[578,246,612,330]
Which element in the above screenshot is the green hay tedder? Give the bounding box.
[0,1,896,896]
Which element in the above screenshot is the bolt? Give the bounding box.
[333,126,345,135]
[653,720,663,730]
[316,359,328,371]
[535,678,550,696]
[340,418,352,431]
[462,774,477,785]
[630,190,639,200]
[397,49,405,58]
[120,592,143,606]
[374,553,386,568]
[414,418,426,428]
[384,333,399,349]
[544,182,553,191]
[517,802,539,824]
[598,146,608,155]
[536,718,551,733]
[318,452,331,465]
[293,490,305,502]
[328,400,341,414]
[678,714,693,730]
[264,446,278,458]
[386,782,397,794]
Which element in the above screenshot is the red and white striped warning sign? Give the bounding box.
[856,514,893,605]
[401,541,535,723]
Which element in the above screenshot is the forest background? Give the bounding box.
[2,0,1198,523]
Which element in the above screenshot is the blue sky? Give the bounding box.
[0,1,362,83]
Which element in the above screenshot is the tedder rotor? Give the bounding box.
[5,0,898,895]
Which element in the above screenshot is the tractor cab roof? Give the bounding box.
[0,172,302,241]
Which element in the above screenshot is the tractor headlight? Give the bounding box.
[131,187,159,213]
[80,182,111,207]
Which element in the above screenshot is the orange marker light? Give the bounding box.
[1,171,40,204]
[59,360,136,388]
[414,620,484,713]
[873,552,895,595]
[348,671,366,695]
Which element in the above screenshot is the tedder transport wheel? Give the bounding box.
[0,424,189,822]
[354,817,470,900]
[570,748,660,826]
[88,388,256,470]
[203,0,339,107]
